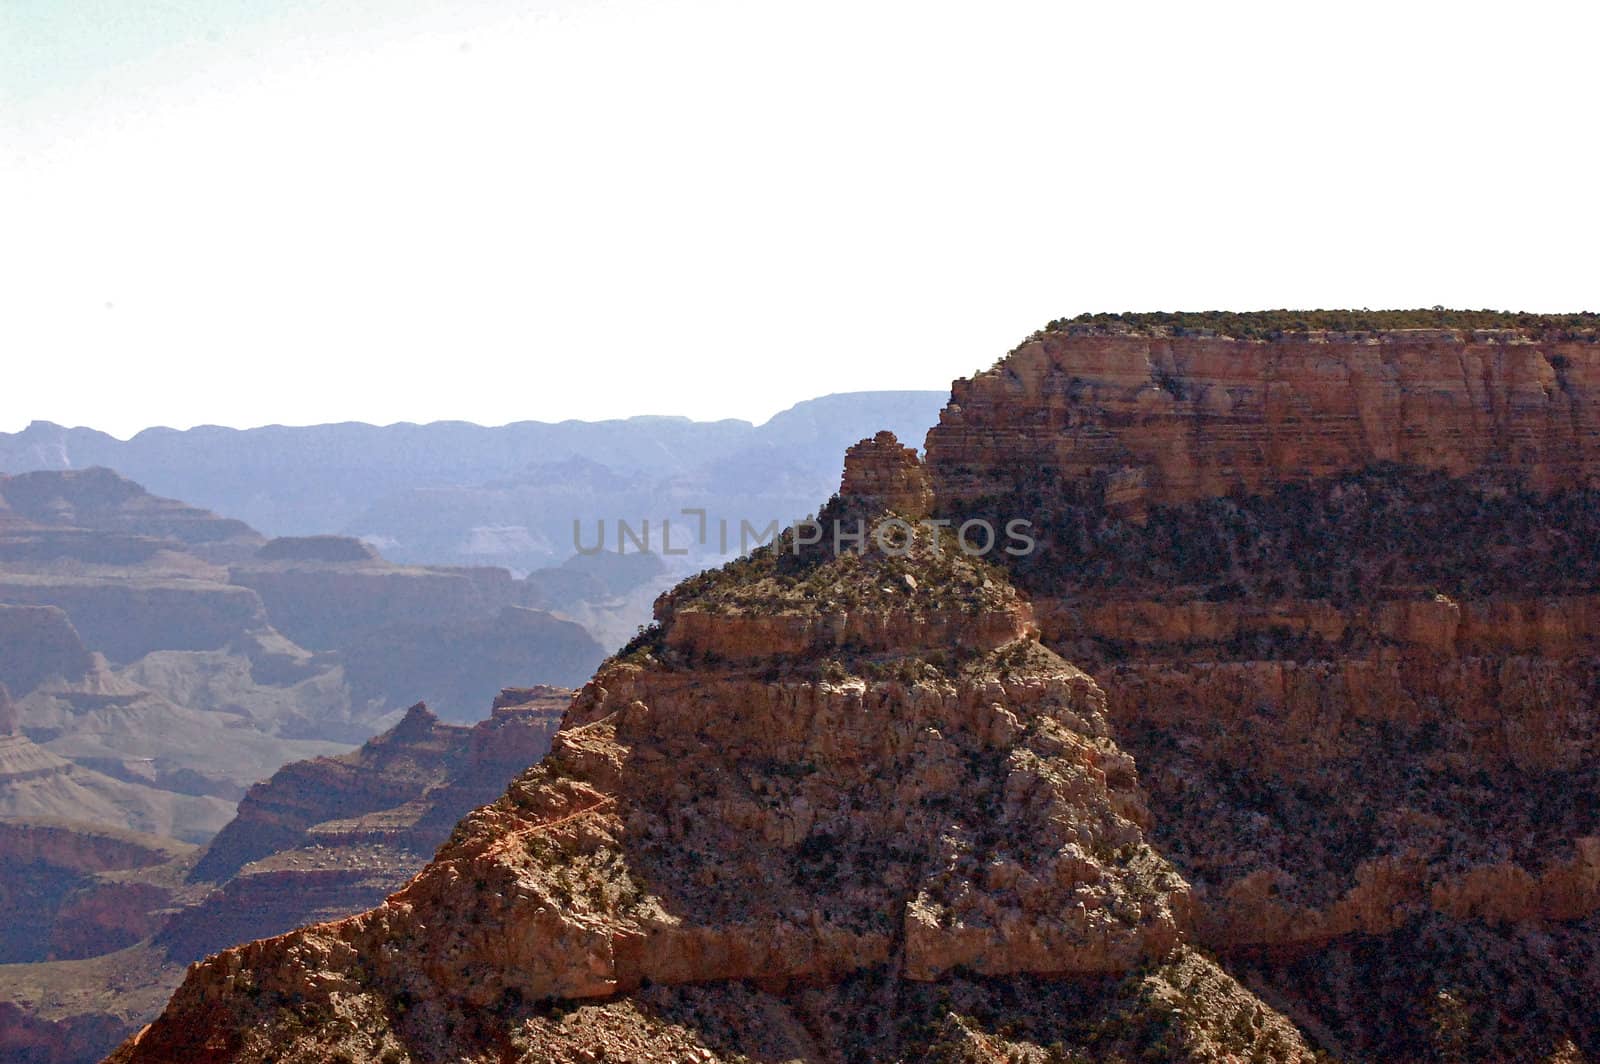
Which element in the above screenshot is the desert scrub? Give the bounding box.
[1030,308,1600,343]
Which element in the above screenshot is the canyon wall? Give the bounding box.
[927,327,1600,517]
[0,689,572,1064]
[0,608,95,696]
[0,820,194,965]
[924,323,1600,1060]
[106,319,1600,1062]
[113,482,1310,1062]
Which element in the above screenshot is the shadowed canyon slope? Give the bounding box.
[924,316,1600,1060]
[0,689,570,1064]
[109,313,1600,1061]
[0,469,603,824]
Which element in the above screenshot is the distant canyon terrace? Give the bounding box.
[75,310,1600,1060]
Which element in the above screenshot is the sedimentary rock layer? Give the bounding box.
[927,327,1600,516]
[114,488,1306,1062]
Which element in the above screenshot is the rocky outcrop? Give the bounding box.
[0,469,263,562]
[112,508,1309,1063]
[337,607,604,719]
[113,313,1600,1062]
[838,429,934,517]
[920,318,1600,1060]
[0,691,572,1064]
[0,683,16,736]
[189,704,473,884]
[0,820,194,964]
[169,692,571,956]
[0,606,96,694]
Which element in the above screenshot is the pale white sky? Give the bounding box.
[4,0,1597,438]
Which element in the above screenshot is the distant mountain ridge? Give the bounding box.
[0,393,950,564]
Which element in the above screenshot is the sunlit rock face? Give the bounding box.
[924,321,1600,1060]
[112,464,1310,1063]
[926,327,1600,518]
[115,316,1600,1062]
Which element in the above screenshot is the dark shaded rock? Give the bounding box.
[0,605,94,694]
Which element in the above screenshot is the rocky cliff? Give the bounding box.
[0,820,194,964]
[921,317,1600,1060]
[113,455,1310,1063]
[112,313,1600,1062]
[0,470,263,563]
[0,607,95,695]
[160,690,572,966]
[0,690,572,1064]
[926,323,1600,517]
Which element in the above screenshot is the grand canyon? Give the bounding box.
[1,309,1585,1061]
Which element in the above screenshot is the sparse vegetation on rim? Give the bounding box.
[1027,308,1600,343]
[652,501,1019,624]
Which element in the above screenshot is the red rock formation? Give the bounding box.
[0,691,571,1064]
[110,515,1311,1063]
[0,820,193,964]
[920,320,1600,1059]
[838,429,934,517]
[165,691,571,958]
[112,314,1600,1062]
[927,327,1600,517]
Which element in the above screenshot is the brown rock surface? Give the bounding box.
[112,515,1308,1063]
[838,429,934,518]
[113,313,1600,1062]
[926,326,1600,518]
[0,691,571,1064]
[921,318,1600,1059]
[0,683,16,736]
[0,820,194,964]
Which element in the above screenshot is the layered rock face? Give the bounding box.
[0,728,234,843]
[0,607,94,694]
[113,494,1311,1062]
[0,690,571,1064]
[925,320,1600,1060]
[178,692,569,943]
[927,326,1600,517]
[837,429,934,517]
[0,820,194,964]
[188,703,476,885]
[114,316,1600,1062]
[0,469,263,563]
